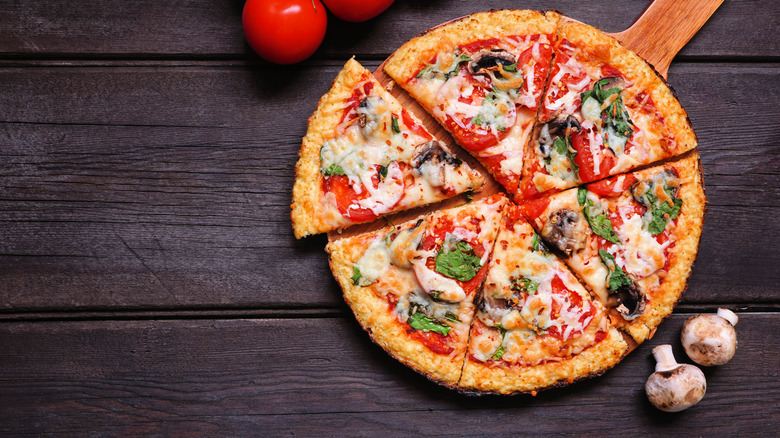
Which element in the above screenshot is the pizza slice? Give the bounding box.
[518,153,705,342]
[326,194,506,387]
[292,58,484,238]
[459,202,627,394]
[518,18,697,200]
[383,10,560,195]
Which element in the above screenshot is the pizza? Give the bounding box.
[460,203,627,394]
[294,10,707,395]
[384,10,559,195]
[326,194,506,387]
[518,19,697,199]
[291,58,484,238]
[518,153,705,342]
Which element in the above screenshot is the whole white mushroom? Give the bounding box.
[681,308,738,366]
[645,344,706,412]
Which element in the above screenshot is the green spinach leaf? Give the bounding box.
[408,312,451,336]
[435,240,482,282]
[598,249,632,292]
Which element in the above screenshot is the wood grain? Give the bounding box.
[1,314,777,435]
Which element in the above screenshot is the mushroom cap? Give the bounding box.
[681,313,738,366]
[645,363,707,412]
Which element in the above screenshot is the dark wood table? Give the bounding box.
[1,1,778,435]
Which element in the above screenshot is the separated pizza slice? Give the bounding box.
[459,202,627,394]
[326,194,506,387]
[518,153,705,342]
[384,10,560,195]
[292,58,484,238]
[518,18,697,200]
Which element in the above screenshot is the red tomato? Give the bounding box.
[571,130,615,183]
[242,0,327,65]
[588,174,638,197]
[322,0,395,22]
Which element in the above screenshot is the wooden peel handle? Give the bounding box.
[608,0,724,78]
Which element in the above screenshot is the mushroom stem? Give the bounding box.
[717,308,738,326]
[652,344,679,372]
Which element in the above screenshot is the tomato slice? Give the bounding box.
[571,129,616,183]
[323,163,406,222]
[588,174,638,197]
[516,41,552,111]
[400,109,433,141]
[478,152,519,192]
[442,97,515,151]
[517,196,550,221]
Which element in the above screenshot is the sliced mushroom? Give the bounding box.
[468,49,516,75]
[410,141,462,188]
[608,281,646,320]
[540,209,588,257]
[536,114,582,158]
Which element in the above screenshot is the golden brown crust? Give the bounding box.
[459,325,627,394]
[385,10,560,85]
[558,19,697,158]
[618,153,705,342]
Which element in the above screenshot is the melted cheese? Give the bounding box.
[353,238,392,286]
[615,207,670,278]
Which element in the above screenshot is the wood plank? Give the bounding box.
[0,314,777,435]
[0,1,776,59]
[0,63,777,311]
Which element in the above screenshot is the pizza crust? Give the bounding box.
[459,325,627,394]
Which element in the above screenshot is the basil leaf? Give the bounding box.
[588,212,620,244]
[648,197,682,235]
[598,249,632,292]
[434,240,482,281]
[391,116,401,134]
[323,163,345,176]
[579,189,620,244]
[429,290,441,300]
[531,232,540,252]
[408,312,451,336]
[351,267,363,286]
[378,165,388,180]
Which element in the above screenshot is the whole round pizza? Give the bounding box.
[291,10,705,395]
